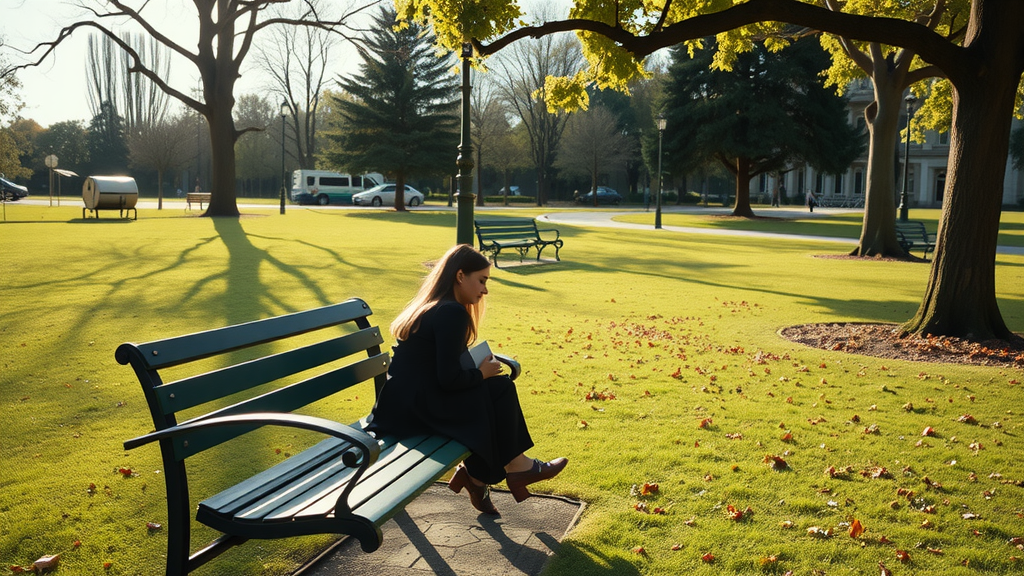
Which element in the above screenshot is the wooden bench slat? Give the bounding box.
[116,299,372,370]
[171,353,389,460]
[199,436,352,512]
[253,435,456,521]
[155,327,384,414]
[352,439,470,526]
[208,435,420,522]
[267,436,466,522]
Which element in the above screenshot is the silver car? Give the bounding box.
[352,183,424,207]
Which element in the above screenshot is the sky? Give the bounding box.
[2,0,574,128]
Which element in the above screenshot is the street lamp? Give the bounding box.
[455,42,475,245]
[898,93,918,222]
[655,113,667,229]
[280,100,289,215]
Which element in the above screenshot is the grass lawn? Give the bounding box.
[1,203,1022,576]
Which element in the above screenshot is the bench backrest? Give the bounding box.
[474,218,540,243]
[115,298,388,462]
[895,220,928,238]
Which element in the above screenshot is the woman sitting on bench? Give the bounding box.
[366,244,567,515]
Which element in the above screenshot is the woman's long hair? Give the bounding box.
[390,244,491,343]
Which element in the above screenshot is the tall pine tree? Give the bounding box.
[87,101,129,175]
[662,36,863,217]
[322,7,458,210]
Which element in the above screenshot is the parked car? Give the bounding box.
[576,186,622,205]
[352,183,424,207]
[1,176,28,201]
[289,170,383,205]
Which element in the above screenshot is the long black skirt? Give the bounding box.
[367,375,534,485]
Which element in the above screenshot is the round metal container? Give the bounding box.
[83,176,138,210]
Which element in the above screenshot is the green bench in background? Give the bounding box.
[474,218,563,268]
[895,220,936,258]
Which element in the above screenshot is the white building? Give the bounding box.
[761,79,1024,209]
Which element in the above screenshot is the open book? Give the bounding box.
[460,340,492,370]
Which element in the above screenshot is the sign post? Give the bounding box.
[44,155,59,206]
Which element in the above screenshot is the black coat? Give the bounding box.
[367,300,533,484]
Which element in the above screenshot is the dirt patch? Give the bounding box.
[780,323,1024,368]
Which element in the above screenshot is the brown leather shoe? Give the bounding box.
[448,464,499,515]
[505,457,568,502]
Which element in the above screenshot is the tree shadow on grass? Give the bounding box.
[540,538,642,576]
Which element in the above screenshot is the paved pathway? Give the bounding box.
[295,486,583,576]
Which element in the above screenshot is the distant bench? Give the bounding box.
[117,298,521,575]
[474,218,563,268]
[186,192,211,210]
[895,220,936,258]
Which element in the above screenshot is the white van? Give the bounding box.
[290,170,384,205]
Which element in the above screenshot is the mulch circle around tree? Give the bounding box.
[779,323,1024,368]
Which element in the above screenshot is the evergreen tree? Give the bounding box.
[662,37,863,217]
[322,7,458,210]
[87,101,129,175]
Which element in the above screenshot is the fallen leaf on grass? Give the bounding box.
[807,526,833,538]
[759,555,778,566]
[700,552,715,563]
[146,522,162,531]
[671,543,683,551]
[861,466,891,479]
[895,549,911,563]
[922,426,936,437]
[879,561,893,576]
[764,454,788,470]
[631,545,646,555]
[640,482,659,495]
[849,519,865,538]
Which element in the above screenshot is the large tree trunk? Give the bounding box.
[903,1,1023,340]
[203,103,241,217]
[200,1,241,217]
[731,157,755,217]
[851,83,906,256]
[394,172,408,211]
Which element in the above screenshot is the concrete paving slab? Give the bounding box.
[294,484,584,576]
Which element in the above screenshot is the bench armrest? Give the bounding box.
[536,228,560,240]
[494,353,521,381]
[124,412,382,468]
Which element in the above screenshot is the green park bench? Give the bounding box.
[895,220,936,258]
[474,218,563,268]
[118,298,520,575]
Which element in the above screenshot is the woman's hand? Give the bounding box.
[479,355,503,379]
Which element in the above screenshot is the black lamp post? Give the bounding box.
[898,93,918,222]
[280,100,289,215]
[455,42,475,245]
[655,113,667,229]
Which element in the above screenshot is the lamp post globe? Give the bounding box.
[655,113,667,229]
[280,100,289,215]
[898,94,918,222]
